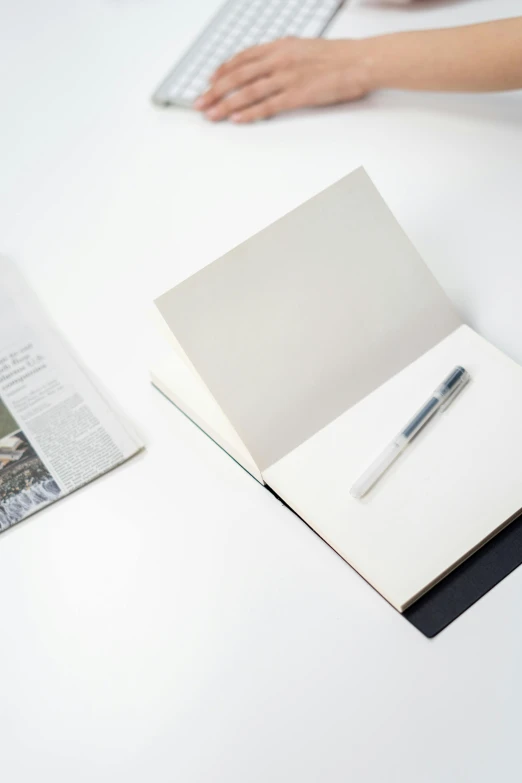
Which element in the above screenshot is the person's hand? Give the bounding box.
[194,37,372,123]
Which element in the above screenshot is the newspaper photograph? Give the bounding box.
[0,257,143,532]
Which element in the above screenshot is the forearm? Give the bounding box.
[361,17,522,93]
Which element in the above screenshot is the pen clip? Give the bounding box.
[439,375,470,412]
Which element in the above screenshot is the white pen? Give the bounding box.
[350,366,471,499]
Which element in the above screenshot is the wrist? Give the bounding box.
[352,36,388,93]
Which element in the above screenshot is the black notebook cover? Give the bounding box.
[404,511,522,637]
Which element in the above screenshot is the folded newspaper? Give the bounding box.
[0,257,143,532]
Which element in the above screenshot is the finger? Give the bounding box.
[194,61,275,110]
[212,41,278,80]
[204,77,283,121]
[230,90,300,123]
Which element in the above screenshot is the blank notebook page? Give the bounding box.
[155,168,460,472]
[263,326,522,611]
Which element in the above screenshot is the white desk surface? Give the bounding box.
[1,1,522,781]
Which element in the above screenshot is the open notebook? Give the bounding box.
[151,168,522,619]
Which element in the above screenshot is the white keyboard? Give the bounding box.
[153,0,345,108]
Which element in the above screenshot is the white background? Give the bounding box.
[1,1,522,780]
